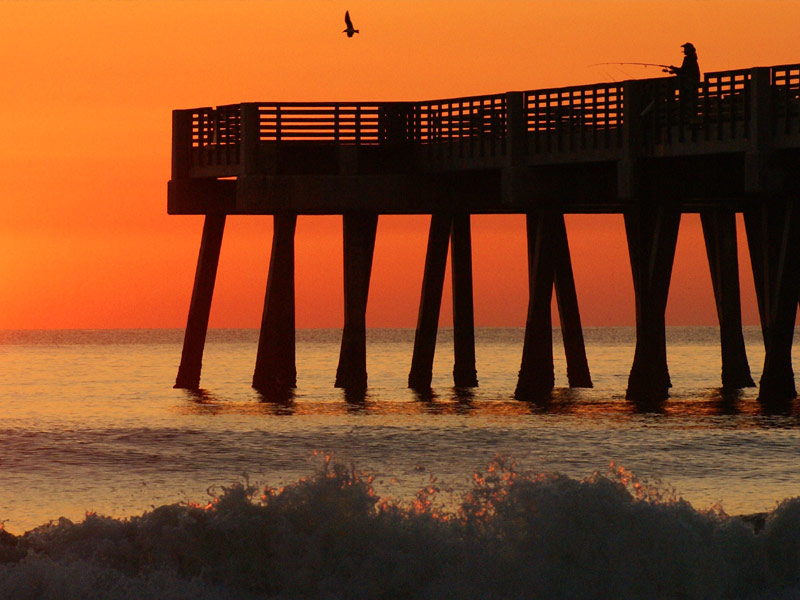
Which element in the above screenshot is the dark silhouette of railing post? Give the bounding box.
[700,209,755,388]
[745,68,772,196]
[619,80,644,201]
[624,205,681,401]
[171,109,193,182]
[451,212,478,387]
[238,103,275,206]
[253,214,298,391]
[502,92,527,205]
[240,103,261,173]
[335,213,379,390]
[409,213,452,390]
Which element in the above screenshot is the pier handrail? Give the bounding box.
[639,68,752,145]
[525,82,624,153]
[254,102,386,143]
[173,63,800,176]
[184,103,242,172]
[415,92,508,160]
[772,63,800,136]
[702,68,750,141]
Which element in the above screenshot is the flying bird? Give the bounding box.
[343,10,359,37]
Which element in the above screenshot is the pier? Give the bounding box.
[169,64,800,402]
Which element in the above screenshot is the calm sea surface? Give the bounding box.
[1,327,799,534]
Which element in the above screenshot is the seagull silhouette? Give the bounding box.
[343,10,359,37]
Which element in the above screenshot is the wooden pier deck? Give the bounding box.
[169,64,800,403]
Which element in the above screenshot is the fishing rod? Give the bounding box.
[590,62,674,72]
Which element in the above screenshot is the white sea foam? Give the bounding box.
[2,457,800,599]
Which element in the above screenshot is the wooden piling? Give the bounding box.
[744,199,800,402]
[335,213,379,390]
[700,209,755,389]
[253,214,298,392]
[552,214,592,388]
[175,214,226,390]
[624,206,681,401]
[408,213,453,390]
[515,212,556,399]
[451,213,478,387]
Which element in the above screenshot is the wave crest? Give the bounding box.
[1,457,799,599]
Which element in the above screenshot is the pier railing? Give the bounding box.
[525,83,624,154]
[772,63,800,141]
[638,69,751,146]
[255,103,386,143]
[415,93,508,163]
[173,63,800,178]
[185,104,242,174]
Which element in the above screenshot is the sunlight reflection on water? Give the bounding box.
[0,327,799,533]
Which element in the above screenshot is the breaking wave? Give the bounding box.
[2,457,800,599]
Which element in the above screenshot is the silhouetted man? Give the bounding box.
[668,43,700,122]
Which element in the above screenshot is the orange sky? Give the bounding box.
[1,0,798,330]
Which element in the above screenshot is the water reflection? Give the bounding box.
[175,383,800,429]
[406,387,480,415]
[412,387,438,404]
[343,386,370,410]
[522,388,588,415]
[629,397,668,415]
[452,387,475,401]
[181,389,225,415]
[452,387,476,413]
[707,387,745,416]
[256,387,295,415]
[758,403,799,420]
[756,394,796,417]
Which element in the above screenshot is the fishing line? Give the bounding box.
[589,62,673,73]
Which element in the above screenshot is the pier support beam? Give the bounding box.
[409,213,453,390]
[175,214,226,390]
[335,213,379,390]
[744,199,800,402]
[625,206,681,401]
[515,212,556,399]
[253,214,298,392]
[451,213,478,387]
[515,212,593,399]
[552,215,593,388]
[700,209,755,389]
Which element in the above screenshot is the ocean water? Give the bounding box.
[2,326,800,599]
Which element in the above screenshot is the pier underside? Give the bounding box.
[169,154,761,217]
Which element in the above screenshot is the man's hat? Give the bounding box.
[681,42,696,52]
